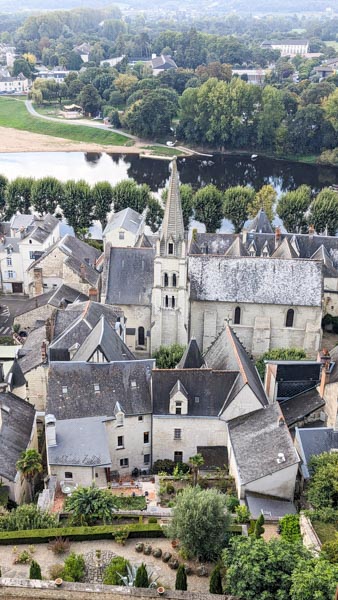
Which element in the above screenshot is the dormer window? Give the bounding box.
[62,386,68,395]
[168,242,174,255]
[94,384,100,393]
[131,380,137,388]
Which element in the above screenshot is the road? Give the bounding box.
[0,295,29,335]
[25,100,137,140]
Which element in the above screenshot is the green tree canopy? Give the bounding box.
[16,448,43,502]
[153,343,185,369]
[248,185,276,222]
[276,185,312,233]
[0,174,8,220]
[112,180,151,214]
[310,188,338,236]
[31,176,64,215]
[92,181,114,228]
[307,452,338,510]
[145,197,164,233]
[6,177,34,217]
[223,186,255,233]
[323,87,338,131]
[65,486,117,525]
[255,348,306,380]
[168,486,231,561]
[194,184,223,233]
[12,57,31,77]
[62,179,93,235]
[189,453,205,486]
[290,558,338,600]
[77,83,101,116]
[124,88,178,138]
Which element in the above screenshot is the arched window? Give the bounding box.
[172,296,175,308]
[138,326,145,346]
[234,306,241,325]
[164,273,168,287]
[172,273,177,287]
[165,295,169,308]
[286,308,294,328]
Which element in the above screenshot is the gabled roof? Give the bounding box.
[105,247,155,306]
[279,387,325,427]
[310,244,338,278]
[204,325,268,408]
[135,233,153,248]
[103,207,144,238]
[47,360,154,420]
[72,316,134,362]
[224,237,249,257]
[169,379,189,399]
[5,359,26,390]
[160,159,185,254]
[248,209,273,234]
[18,325,47,374]
[295,426,338,479]
[272,237,299,259]
[48,284,89,308]
[228,403,300,486]
[14,291,54,316]
[176,338,205,369]
[0,391,35,481]
[152,55,177,69]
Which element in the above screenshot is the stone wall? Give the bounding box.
[14,305,54,331]
[0,579,238,600]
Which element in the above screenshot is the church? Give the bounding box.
[101,158,323,358]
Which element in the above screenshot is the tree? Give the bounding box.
[194,185,223,233]
[153,343,185,369]
[0,174,8,220]
[276,185,312,233]
[134,563,149,588]
[31,177,64,215]
[248,185,277,222]
[65,486,117,525]
[92,181,114,228]
[223,186,255,233]
[209,564,223,594]
[168,486,231,561]
[6,177,34,217]
[307,452,338,510]
[290,558,338,600]
[255,348,306,380]
[16,449,42,502]
[257,85,285,151]
[12,58,31,78]
[62,180,93,235]
[254,514,265,539]
[321,536,338,564]
[124,89,178,138]
[323,87,338,131]
[223,537,310,600]
[175,564,187,591]
[112,180,151,214]
[189,453,205,486]
[145,197,164,233]
[162,184,194,229]
[310,188,338,236]
[29,560,42,580]
[77,84,101,116]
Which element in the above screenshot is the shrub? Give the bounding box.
[166,483,175,495]
[254,514,265,539]
[65,486,117,525]
[175,564,187,590]
[0,504,58,532]
[279,515,301,543]
[103,556,130,585]
[152,459,176,475]
[225,495,240,512]
[235,505,250,524]
[49,564,64,580]
[29,560,42,579]
[48,537,70,555]
[62,552,85,582]
[255,348,306,380]
[135,563,149,588]
[148,517,158,523]
[14,550,31,564]
[209,564,223,594]
[321,536,338,564]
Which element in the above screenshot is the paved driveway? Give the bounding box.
[0,294,29,334]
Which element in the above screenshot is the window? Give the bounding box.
[172,296,175,308]
[65,472,73,479]
[174,451,183,463]
[119,231,125,240]
[194,396,200,403]
[165,295,169,308]
[234,306,241,325]
[138,416,143,422]
[6,257,12,266]
[6,246,12,255]
[164,273,168,287]
[168,243,174,255]
[131,380,137,388]
[120,458,129,468]
[174,428,181,440]
[7,270,14,279]
[29,251,36,260]
[116,412,124,427]
[138,326,145,346]
[144,454,150,465]
[94,383,100,393]
[172,273,177,287]
[175,402,182,415]
[62,386,68,395]
[144,432,149,444]
[117,435,124,448]
[29,239,32,244]
[286,308,294,328]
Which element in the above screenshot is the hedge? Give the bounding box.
[0,523,164,545]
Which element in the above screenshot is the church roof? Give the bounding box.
[71,316,135,362]
[176,338,205,369]
[224,237,249,257]
[105,247,155,306]
[247,209,273,234]
[160,159,184,253]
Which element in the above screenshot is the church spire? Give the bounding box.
[160,158,185,256]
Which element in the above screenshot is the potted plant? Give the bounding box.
[157,587,165,596]
[171,539,179,549]
[55,578,63,587]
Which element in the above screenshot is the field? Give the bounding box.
[0,97,129,146]
[141,145,184,157]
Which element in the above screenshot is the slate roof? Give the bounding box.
[152,369,238,416]
[48,417,111,467]
[272,238,299,259]
[224,237,249,257]
[105,247,155,306]
[176,338,205,369]
[197,446,228,470]
[18,325,47,374]
[188,256,322,307]
[48,284,89,308]
[265,361,321,399]
[47,360,154,420]
[204,325,268,408]
[152,55,177,69]
[279,387,325,427]
[329,345,338,383]
[5,359,26,390]
[246,492,297,519]
[72,316,134,362]
[0,236,19,253]
[228,403,300,486]
[247,209,273,234]
[160,159,185,255]
[0,392,35,481]
[14,291,54,316]
[103,208,144,237]
[29,214,59,243]
[295,426,338,479]
[10,214,34,232]
[311,245,338,278]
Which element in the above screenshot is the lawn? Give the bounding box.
[0,97,129,146]
[142,145,184,157]
[312,520,337,544]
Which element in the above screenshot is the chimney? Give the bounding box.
[80,263,87,281]
[275,226,281,248]
[45,414,57,447]
[41,341,47,362]
[242,229,247,244]
[89,287,98,301]
[319,350,331,397]
[309,224,315,238]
